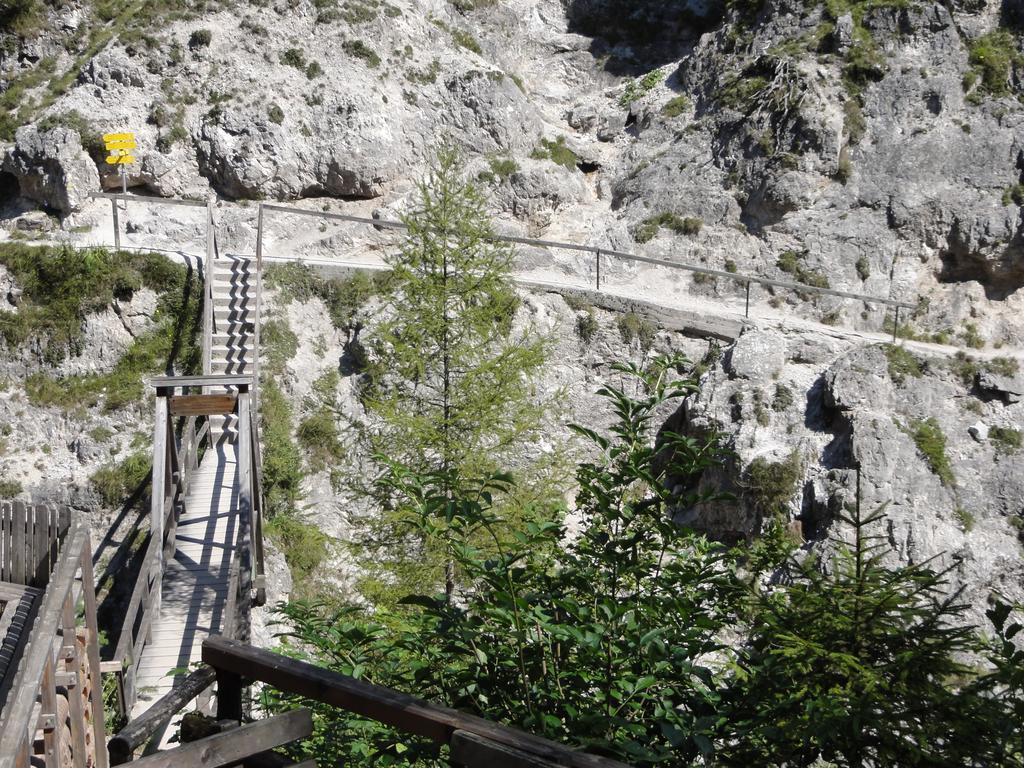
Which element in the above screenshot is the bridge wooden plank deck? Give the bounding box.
[131,439,239,719]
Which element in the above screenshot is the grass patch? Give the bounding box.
[0,478,23,497]
[477,155,519,184]
[776,249,830,289]
[342,39,381,67]
[990,426,1022,455]
[576,309,599,345]
[632,212,702,243]
[910,417,954,486]
[297,410,343,471]
[619,69,666,108]
[261,380,304,518]
[530,136,578,170]
[266,513,328,597]
[883,344,923,384]
[90,451,150,507]
[954,507,975,532]
[616,312,656,352]
[265,263,380,331]
[661,95,690,118]
[966,30,1023,101]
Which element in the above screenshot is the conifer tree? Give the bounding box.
[717,488,984,767]
[359,147,550,600]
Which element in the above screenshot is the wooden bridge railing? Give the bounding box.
[102,382,214,722]
[106,375,266,762]
[203,636,631,768]
[0,504,107,768]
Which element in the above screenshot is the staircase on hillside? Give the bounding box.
[209,255,255,442]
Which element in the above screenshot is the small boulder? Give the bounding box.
[2,126,100,215]
[968,421,989,442]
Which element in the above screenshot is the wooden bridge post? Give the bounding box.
[111,198,120,251]
[150,391,169,621]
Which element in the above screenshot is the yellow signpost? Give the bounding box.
[103,132,136,193]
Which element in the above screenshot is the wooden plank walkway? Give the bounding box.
[131,442,238,720]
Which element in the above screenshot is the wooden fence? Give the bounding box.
[0,503,107,768]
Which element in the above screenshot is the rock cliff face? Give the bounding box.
[0,0,1022,613]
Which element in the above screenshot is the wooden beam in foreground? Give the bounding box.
[127,709,311,768]
[202,636,631,768]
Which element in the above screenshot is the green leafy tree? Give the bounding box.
[717,497,986,767]
[358,147,552,600]
[272,356,736,765]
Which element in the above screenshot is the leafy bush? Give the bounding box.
[306,61,324,79]
[342,39,380,67]
[261,380,304,518]
[530,136,578,170]
[268,103,285,124]
[297,411,343,471]
[91,452,151,507]
[910,417,955,486]
[959,322,984,349]
[575,309,598,345]
[856,254,871,280]
[745,450,802,517]
[771,383,794,411]
[616,312,656,351]
[990,426,1022,455]
[0,478,22,497]
[632,212,701,243]
[280,47,306,70]
[883,344,923,383]
[619,68,666,107]
[188,29,211,49]
[661,94,690,117]
[966,30,1023,100]
[1002,183,1024,206]
[775,249,830,289]
[266,513,328,594]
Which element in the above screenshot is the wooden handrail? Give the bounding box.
[203,637,631,768]
[0,515,107,768]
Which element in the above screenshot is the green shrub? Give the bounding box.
[188,29,212,49]
[883,344,923,383]
[616,312,656,351]
[724,260,738,273]
[280,47,306,70]
[576,309,599,345]
[342,39,380,67]
[3,244,201,410]
[986,356,1019,377]
[966,31,1023,100]
[856,255,871,280]
[771,383,794,411]
[91,452,151,507]
[297,410,343,470]
[619,69,666,108]
[0,478,23,497]
[954,507,975,532]
[530,136,578,170]
[1001,184,1024,206]
[266,513,328,595]
[661,95,690,117]
[959,322,984,349]
[262,317,299,374]
[910,417,955,486]
[844,98,866,144]
[632,212,701,243]
[745,450,802,516]
[450,27,481,53]
[261,380,304,518]
[268,103,284,124]
[775,249,830,289]
[488,156,518,179]
[306,61,324,79]
[990,426,1022,455]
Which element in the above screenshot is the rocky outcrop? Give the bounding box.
[2,126,100,214]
